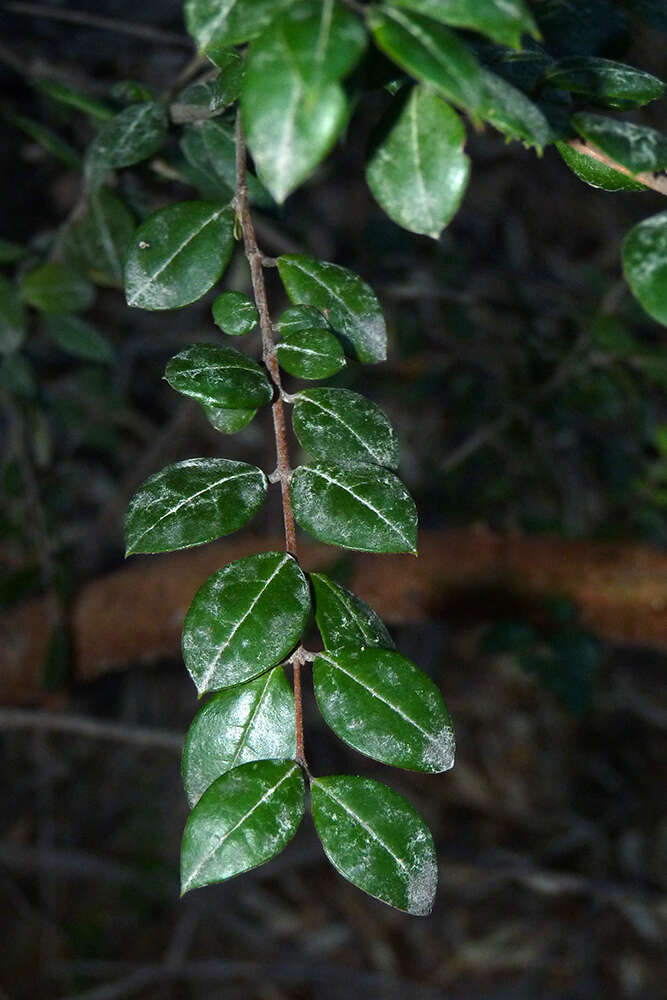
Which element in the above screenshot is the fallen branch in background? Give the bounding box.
[2,528,666,703]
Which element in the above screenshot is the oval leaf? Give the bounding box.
[571,113,667,175]
[388,0,539,49]
[310,572,395,651]
[314,647,454,772]
[212,291,259,335]
[276,327,346,379]
[291,461,417,553]
[367,86,469,239]
[124,202,235,310]
[182,551,310,693]
[125,458,267,555]
[277,254,387,363]
[185,0,297,49]
[181,759,304,893]
[182,668,296,806]
[21,262,94,315]
[543,57,665,109]
[622,211,667,327]
[311,775,438,915]
[477,69,551,150]
[202,403,257,434]
[556,141,646,191]
[292,388,399,468]
[165,344,273,409]
[43,314,113,363]
[91,101,168,169]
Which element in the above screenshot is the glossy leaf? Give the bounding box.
[389,0,538,48]
[276,327,346,379]
[543,57,665,109]
[212,291,259,335]
[369,6,483,114]
[21,262,94,315]
[310,572,395,651]
[182,668,296,806]
[314,647,454,772]
[63,188,135,287]
[202,403,257,434]
[9,113,81,167]
[43,314,113,364]
[36,79,113,120]
[182,551,310,693]
[124,202,235,310]
[165,344,273,410]
[291,461,417,553]
[0,274,25,355]
[125,458,267,555]
[90,101,168,169]
[181,120,271,206]
[622,211,667,327]
[185,0,297,49]
[277,254,387,363]
[571,113,667,175]
[477,69,551,150]
[292,388,398,468]
[555,141,646,191]
[277,304,330,334]
[310,775,437,915]
[181,759,304,893]
[367,86,469,239]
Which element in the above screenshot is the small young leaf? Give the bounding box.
[182,551,310,693]
[212,291,259,335]
[182,668,296,806]
[185,0,297,49]
[369,6,483,114]
[43,314,113,363]
[388,0,539,49]
[21,262,94,315]
[125,458,267,555]
[571,113,667,175]
[276,327,346,379]
[543,57,665,109]
[477,69,551,150]
[314,647,454,772]
[124,202,235,310]
[622,211,667,327]
[311,573,395,651]
[277,255,387,363]
[202,403,257,434]
[291,461,417,553]
[292,388,399,468]
[366,86,470,239]
[165,344,273,409]
[181,759,305,893]
[90,101,168,169]
[555,141,646,191]
[310,775,437,915]
[63,188,135,288]
[0,274,25,355]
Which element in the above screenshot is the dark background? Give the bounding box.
[1,2,666,998]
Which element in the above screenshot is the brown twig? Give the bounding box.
[0,708,184,752]
[564,138,667,197]
[234,113,306,768]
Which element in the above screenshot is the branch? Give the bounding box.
[0,708,183,752]
[4,2,191,47]
[564,138,667,197]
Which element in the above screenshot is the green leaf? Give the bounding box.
[388,0,539,48]
[543,57,665,109]
[277,254,387,363]
[277,304,330,334]
[571,113,667,175]
[171,79,231,122]
[124,202,235,310]
[182,552,310,693]
[35,78,114,120]
[185,0,297,49]
[43,314,113,363]
[90,101,168,169]
[555,141,646,191]
[212,291,259,335]
[311,573,395,651]
[368,6,483,114]
[165,344,273,409]
[8,114,81,167]
[125,458,267,555]
[202,403,257,433]
[182,668,296,806]
[21,262,94,315]
[310,775,437,915]
[291,461,417,553]
[62,188,135,288]
[477,69,551,150]
[242,10,352,202]
[292,388,399,468]
[622,211,667,326]
[181,759,304,893]
[314,647,454,772]
[0,238,27,264]
[276,327,346,379]
[366,86,469,239]
[181,121,270,206]
[0,274,25,355]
